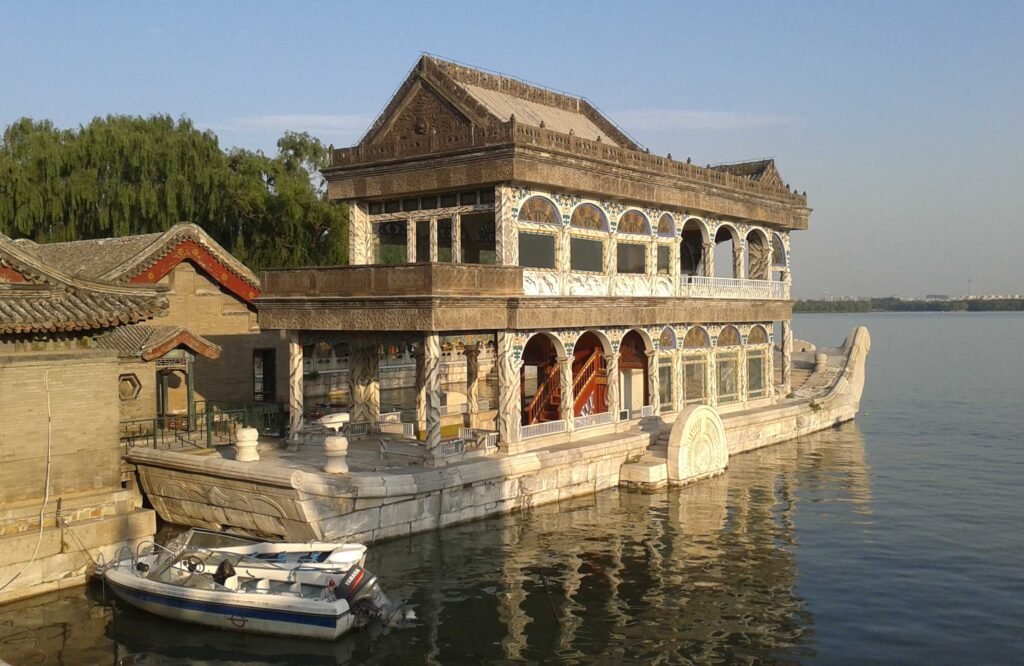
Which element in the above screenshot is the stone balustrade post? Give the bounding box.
[235,427,260,462]
[323,434,349,474]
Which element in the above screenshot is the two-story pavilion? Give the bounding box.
[258,55,805,457]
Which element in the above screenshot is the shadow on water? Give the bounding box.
[0,424,870,665]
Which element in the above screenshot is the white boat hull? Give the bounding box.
[105,567,355,640]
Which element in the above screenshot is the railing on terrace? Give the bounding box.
[680,276,790,300]
[574,411,614,430]
[640,405,657,417]
[120,402,285,453]
[520,420,567,440]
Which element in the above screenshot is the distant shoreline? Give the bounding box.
[794,298,1024,313]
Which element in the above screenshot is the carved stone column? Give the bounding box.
[424,334,442,451]
[496,331,522,449]
[348,203,372,265]
[782,320,793,396]
[349,339,380,424]
[558,227,571,296]
[646,350,660,415]
[414,344,427,433]
[738,347,748,403]
[734,239,746,280]
[706,351,718,407]
[702,242,715,278]
[559,355,574,432]
[766,343,776,399]
[605,234,617,297]
[287,331,304,449]
[429,216,438,262]
[605,351,620,420]
[495,185,518,266]
[405,218,417,262]
[464,343,481,428]
[672,349,684,412]
[452,213,462,263]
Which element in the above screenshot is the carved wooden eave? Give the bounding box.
[0,233,169,335]
[95,324,222,361]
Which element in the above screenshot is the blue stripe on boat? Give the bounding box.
[108,579,344,628]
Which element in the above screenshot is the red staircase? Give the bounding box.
[523,350,609,425]
[524,362,561,425]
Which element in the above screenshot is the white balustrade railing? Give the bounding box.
[458,427,499,449]
[680,276,789,300]
[520,420,567,440]
[640,405,656,417]
[575,411,614,429]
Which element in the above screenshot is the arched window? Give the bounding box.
[517,197,560,269]
[657,213,675,237]
[772,233,787,267]
[680,218,708,277]
[683,326,710,349]
[618,210,650,235]
[570,204,607,231]
[717,326,741,347]
[518,197,561,225]
[569,204,607,272]
[747,325,769,345]
[659,327,677,350]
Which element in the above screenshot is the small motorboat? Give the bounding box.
[103,539,412,640]
[169,528,368,576]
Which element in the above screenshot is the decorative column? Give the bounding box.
[495,186,518,266]
[767,343,776,399]
[605,233,617,297]
[738,346,748,404]
[424,333,442,451]
[706,351,718,407]
[405,217,417,262]
[558,356,575,432]
[646,350,660,415]
[496,331,522,449]
[733,239,746,280]
[672,349,684,412]
[605,351,620,421]
[452,213,462,263]
[349,339,380,424]
[348,203,372,265]
[463,343,481,428]
[558,226,571,296]
[702,242,715,278]
[429,216,439,262]
[782,320,793,396]
[287,331,304,449]
[235,427,260,462]
[414,344,427,433]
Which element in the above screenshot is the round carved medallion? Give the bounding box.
[666,405,728,485]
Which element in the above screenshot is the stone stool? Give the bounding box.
[324,435,350,474]
[235,427,260,462]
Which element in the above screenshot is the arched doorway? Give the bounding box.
[619,330,650,414]
[745,229,772,280]
[572,331,608,416]
[520,333,564,425]
[680,218,707,277]
[713,225,741,278]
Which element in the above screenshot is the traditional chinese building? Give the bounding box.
[0,233,165,602]
[13,223,290,425]
[258,55,805,456]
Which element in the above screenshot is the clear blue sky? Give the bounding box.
[2,1,1021,298]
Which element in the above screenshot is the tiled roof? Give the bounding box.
[0,234,168,335]
[457,82,618,145]
[14,223,259,288]
[95,324,221,360]
[709,159,777,182]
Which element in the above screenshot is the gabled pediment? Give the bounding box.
[368,79,475,145]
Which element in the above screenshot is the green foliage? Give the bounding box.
[796,298,1024,313]
[793,299,872,313]
[0,115,347,270]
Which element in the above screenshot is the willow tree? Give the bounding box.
[0,115,347,270]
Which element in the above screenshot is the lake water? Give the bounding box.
[2,313,1022,665]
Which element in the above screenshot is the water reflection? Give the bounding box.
[0,424,870,665]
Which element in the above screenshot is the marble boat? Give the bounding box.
[103,541,409,640]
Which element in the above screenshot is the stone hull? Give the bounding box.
[128,328,870,545]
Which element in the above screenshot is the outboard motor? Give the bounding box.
[334,565,412,628]
[213,560,236,586]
